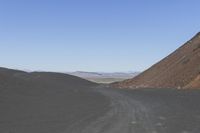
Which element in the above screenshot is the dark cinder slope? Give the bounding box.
[113,32,200,89]
[0,67,108,133]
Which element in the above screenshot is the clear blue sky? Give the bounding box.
[0,0,200,72]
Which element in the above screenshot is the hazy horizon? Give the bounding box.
[1,0,200,72]
[0,66,140,74]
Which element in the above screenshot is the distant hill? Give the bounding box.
[113,32,200,89]
[67,71,139,83]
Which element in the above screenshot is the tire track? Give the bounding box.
[65,87,157,133]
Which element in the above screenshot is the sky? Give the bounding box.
[0,0,200,72]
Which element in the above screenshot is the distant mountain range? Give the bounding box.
[67,71,140,83]
[113,32,200,89]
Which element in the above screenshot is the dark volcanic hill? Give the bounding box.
[113,32,200,89]
[0,67,104,133]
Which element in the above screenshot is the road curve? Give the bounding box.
[65,87,157,133]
